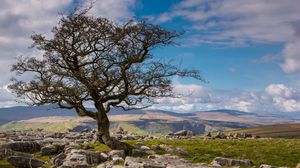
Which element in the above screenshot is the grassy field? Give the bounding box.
[126,138,300,167]
[226,123,300,138]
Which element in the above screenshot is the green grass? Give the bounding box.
[0,160,11,168]
[126,138,300,167]
[226,123,300,138]
[0,122,79,132]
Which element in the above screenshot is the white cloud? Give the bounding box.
[151,83,300,113]
[158,0,300,73]
[280,41,300,73]
[81,0,136,21]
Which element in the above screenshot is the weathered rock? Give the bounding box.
[211,157,253,167]
[125,155,213,168]
[41,144,64,156]
[259,164,277,168]
[109,150,125,159]
[6,156,44,168]
[52,153,66,167]
[214,132,226,139]
[61,149,108,167]
[0,148,32,159]
[0,141,41,153]
[132,148,155,157]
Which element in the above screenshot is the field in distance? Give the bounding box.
[226,123,300,138]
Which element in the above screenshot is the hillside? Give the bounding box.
[1,105,300,134]
[226,123,300,138]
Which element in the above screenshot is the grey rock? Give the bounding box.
[41,144,64,156]
[259,165,277,168]
[0,141,41,153]
[6,156,44,168]
[0,148,32,160]
[109,150,125,159]
[52,153,66,167]
[125,155,213,168]
[211,157,253,167]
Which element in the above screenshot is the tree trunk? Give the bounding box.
[96,110,124,149]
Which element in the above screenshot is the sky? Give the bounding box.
[0,0,300,113]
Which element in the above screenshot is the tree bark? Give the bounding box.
[96,110,123,149]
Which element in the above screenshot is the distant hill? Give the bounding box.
[226,123,300,138]
[1,105,300,134]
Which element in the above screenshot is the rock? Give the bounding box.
[125,155,212,168]
[6,156,44,168]
[132,148,155,157]
[211,157,253,167]
[259,164,277,168]
[109,150,125,159]
[173,130,188,136]
[41,144,64,156]
[52,153,66,167]
[0,141,41,153]
[0,148,32,160]
[214,132,226,139]
[205,132,212,137]
[60,150,89,168]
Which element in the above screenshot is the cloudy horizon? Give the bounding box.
[0,0,300,113]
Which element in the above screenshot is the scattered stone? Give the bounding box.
[0,141,41,153]
[214,132,226,139]
[41,144,64,156]
[6,156,44,168]
[109,150,125,159]
[0,148,31,160]
[211,157,253,167]
[259,164,277,168]
[125,155,213,168]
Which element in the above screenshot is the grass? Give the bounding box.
[0,160,11,168]
[226,123,300,138]
[126,138,300,167]
[0,122,79,132]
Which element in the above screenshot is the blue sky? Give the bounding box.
[0,0,300,113]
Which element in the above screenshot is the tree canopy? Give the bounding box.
[9,9,203,148]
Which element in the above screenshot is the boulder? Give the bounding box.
[0,141,41,153]
[6,156,44,168]
[41,144,64,156]
[211,157,253,167]
[259,165,277,168]
[125,155,211,168]
[214,132,226,139]
[51,153,66,167]
[0,148,32,160]
[109,150,125,159]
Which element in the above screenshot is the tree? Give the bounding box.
[9,10,203,149]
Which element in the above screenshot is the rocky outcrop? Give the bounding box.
[6,156,44,168]
[0,141,41,153]
[56,149,108,168]
[0,148,31,160]
[211,157,253,167]
[124,155,213,168]
[41,144,65,156]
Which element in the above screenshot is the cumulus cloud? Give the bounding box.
[81,0,136,21]
[158,0,300,73]
[151,83,300,113]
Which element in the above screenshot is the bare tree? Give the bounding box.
[9,10,203,149]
